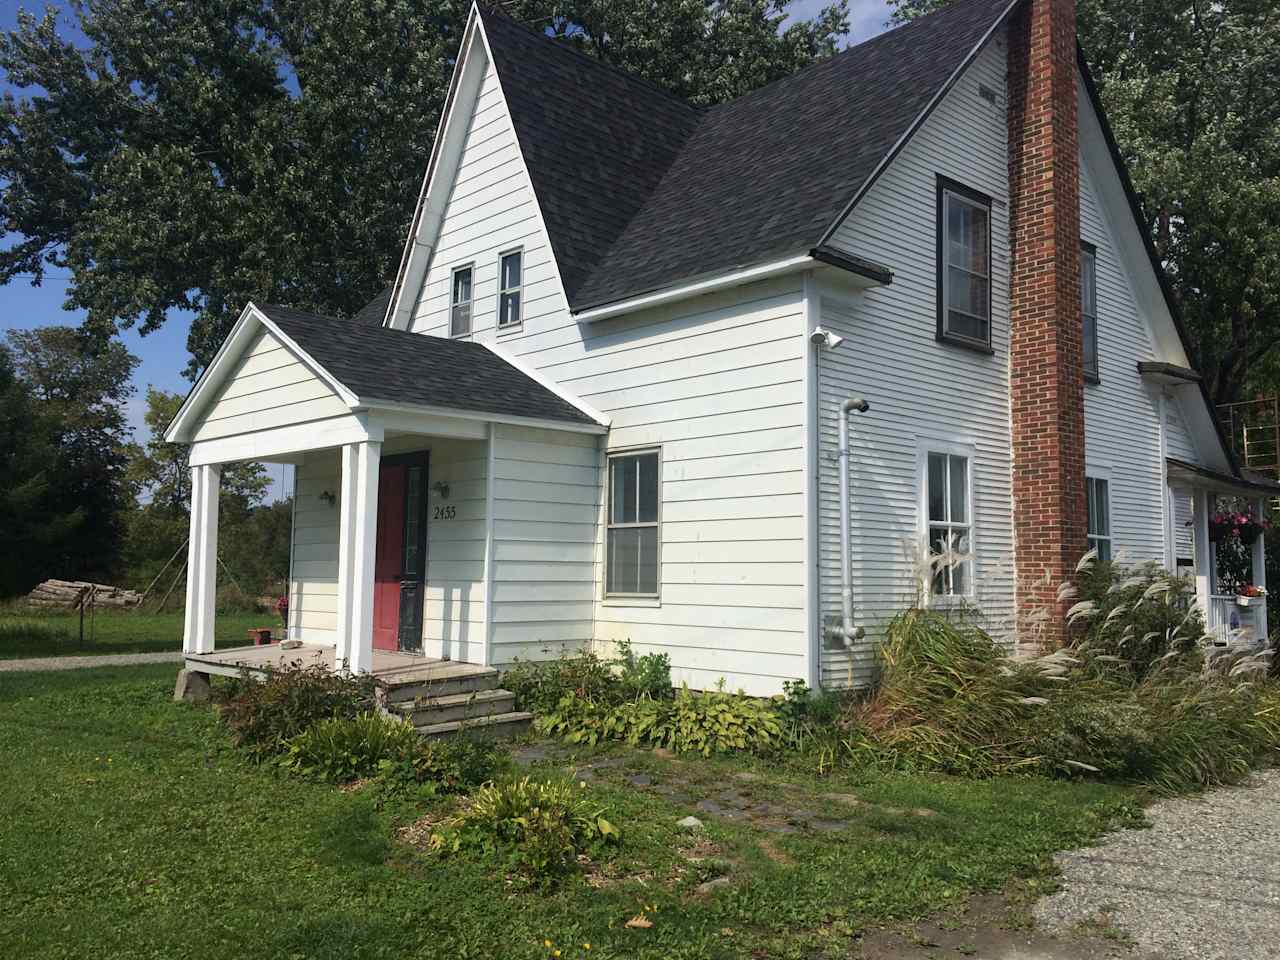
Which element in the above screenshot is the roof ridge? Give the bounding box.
[475,4,702,115]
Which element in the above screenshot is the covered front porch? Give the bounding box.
[1167,458,1274,647]
[166,302,607,679]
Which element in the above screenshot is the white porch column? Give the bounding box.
[335,441,381,674]
[182,463,221,654]
[1192,486,1213,628]
[1253,497,1268,637]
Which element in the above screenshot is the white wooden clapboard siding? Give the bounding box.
[818,33,1015,688]
[409,56,565,341]
[487,424,600,668]
[398,11,820,692]
[417,437,489,662]
[1079,146,1166,566]
[191,329,348,442]
[290,450,341,645]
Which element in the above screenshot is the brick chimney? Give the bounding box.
[1006,0,1087,646]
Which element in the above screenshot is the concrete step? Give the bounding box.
[379,667,500,703]
[416,710,534,740]
[392,688,517,726]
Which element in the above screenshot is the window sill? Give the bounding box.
[601,596,661,609]
[496,323,523,337]
[926,594,978,610]
[936,332,995,356]
[1084,372,1101,386]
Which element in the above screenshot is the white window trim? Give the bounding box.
[1086,467,1113,562]
[604,446,662,601]
[496,247,524,332]
[917,436,978,605]
[449,263,474,338]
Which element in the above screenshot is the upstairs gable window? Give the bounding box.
[498,249,523,328]
[1082,243,1099,381]
[450,265,473,337]
[937,177,993,350]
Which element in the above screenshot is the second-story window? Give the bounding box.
[1082,243,1099,381]
[498,249,523,328]
[450,265,473,337]
[938,177,992,350]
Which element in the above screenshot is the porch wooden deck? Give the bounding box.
[183,642,494,686]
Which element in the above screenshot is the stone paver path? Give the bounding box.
[1035,768,1280,960]
[0,651,182,672]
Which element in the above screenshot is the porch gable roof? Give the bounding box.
[165,302,604,444]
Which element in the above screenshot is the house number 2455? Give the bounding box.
[433,505,457,520]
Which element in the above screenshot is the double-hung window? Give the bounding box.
[606,450,660,597]
[1087,476,1111,562]
[450,265,473,337]
[925,449,973,598]
[498,249,523,328]
[938,178,993,349]
[1081,243,1099,381]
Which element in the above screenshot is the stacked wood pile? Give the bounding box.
[25,580,144,610]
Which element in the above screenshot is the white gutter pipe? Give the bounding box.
[827,396,870,649]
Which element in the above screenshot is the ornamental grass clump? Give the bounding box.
[844,562,1280,793]
[280,710,420,782]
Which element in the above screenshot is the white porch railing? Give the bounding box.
[1207,594,1266,648]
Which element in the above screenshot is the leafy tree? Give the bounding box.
[1,0,849,374]
[0,344,81,596]
[509,0,851,105]
[890,0,1280,406]
[5,325,137,584]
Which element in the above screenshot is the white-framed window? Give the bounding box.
[922,445,975,599]
[450,264,473,337]
[497,249,523,328]
[1087,475,1111,562]
[938,177,992,349]
[606,449,660,597]
[1082,242,1099,381]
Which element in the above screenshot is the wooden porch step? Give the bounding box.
[415,710,534,740]
[391,688,517,726]
[377,666,501,703]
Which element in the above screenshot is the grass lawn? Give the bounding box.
[0,666,1144,960]
[0,608,269,659]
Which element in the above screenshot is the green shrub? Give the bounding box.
[213,663,376,761]
[1076,560,1204,678]
[502,651,619,713]
[615,639,673,700]
[375,736,507,801]
[539,684,784,756]
[280,711,420,782]
[431,777,619,884]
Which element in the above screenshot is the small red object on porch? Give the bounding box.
[247,628,274,646]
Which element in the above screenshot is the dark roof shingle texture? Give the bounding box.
[476,0,1016,310]
[258,304,596,426]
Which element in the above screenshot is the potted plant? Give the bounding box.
[1236,584,1267,607]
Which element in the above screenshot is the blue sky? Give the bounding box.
[0,0,893,472]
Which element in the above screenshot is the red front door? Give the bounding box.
[372,464,407,651]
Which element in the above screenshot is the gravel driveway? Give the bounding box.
[1035,768,1280,960]
[0,651,182,672]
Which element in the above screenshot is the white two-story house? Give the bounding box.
[167,0,1274,698]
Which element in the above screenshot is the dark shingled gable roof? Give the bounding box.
[351,286,392,324]
[257,304,596,426]
[475,0,1016,311]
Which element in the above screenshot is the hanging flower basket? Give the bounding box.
[1209,511,1270,545]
